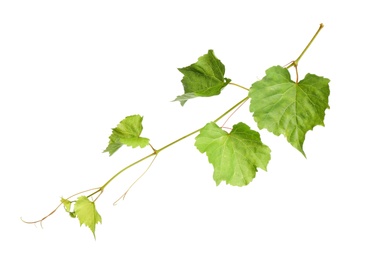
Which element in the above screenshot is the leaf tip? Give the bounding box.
[296,146,307,158]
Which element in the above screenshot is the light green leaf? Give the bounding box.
[174,50,231,105]
[248,66,330,156]
[104,115,150,156]
[195,122,271,186]
[74,196,102,238]
[61,197,72,212]
[61,198,76,218]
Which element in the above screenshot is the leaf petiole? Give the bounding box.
[287,23,324,69]
[229,82,250,91]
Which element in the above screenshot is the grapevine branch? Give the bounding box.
[22,24,326,236]
[90,22,324,201]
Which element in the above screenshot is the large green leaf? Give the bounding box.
[104,115,150,156]
[74,196,102,238]
[195,122,271,186]
[249,66,330,156]
[174,50,231,105]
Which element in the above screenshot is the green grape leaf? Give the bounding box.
[248,66,330,156]
[174,50,231,105]
[195,122,271,186]
[74,196,102,238]
[104,115,150,156]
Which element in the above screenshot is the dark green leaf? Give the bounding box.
[174,50,231,105]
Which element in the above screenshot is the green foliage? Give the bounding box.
[25,24,330,238]
[248,66,330,156]
[174,50,231,105]
[104,115,150,156]
[74,196,102,238]
[195,122,271,186]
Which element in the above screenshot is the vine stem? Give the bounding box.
[287,23,324,69]
[98,93,250,193]
[100,152,156,191]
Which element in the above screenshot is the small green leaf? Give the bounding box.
[248,66,330,156]
[195,122,271,186]
[174,50,231,105]
[104,115,150,156]
[74,196,102,238]
[61,197,72,212]
[61,198,76,218]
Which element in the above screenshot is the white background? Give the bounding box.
[1,0,369,259]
